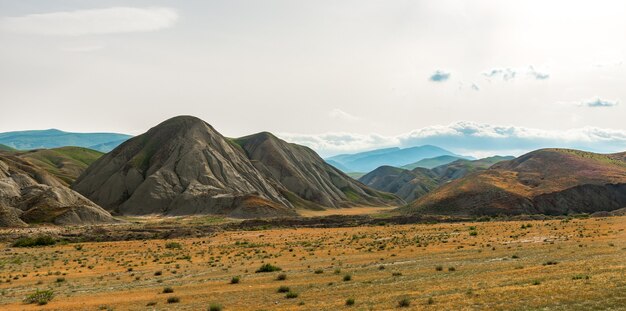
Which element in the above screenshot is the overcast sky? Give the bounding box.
[1,1,626,157]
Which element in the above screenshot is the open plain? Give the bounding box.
[1,216,624,310]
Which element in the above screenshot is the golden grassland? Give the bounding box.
[0,216,624,310]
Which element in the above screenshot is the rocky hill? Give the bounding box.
[0,153,115,227]
[234,132,395,208]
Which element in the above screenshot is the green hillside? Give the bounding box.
[18,147,103,185]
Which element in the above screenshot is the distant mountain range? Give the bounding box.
[0,129,131,152]
[326,145,470,173]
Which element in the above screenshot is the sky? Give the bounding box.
[1,0,626,157]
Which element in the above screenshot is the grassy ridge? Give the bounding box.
[18,147,103,185]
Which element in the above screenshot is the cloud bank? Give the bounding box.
[278,121,626,158]
[0,7,178,36]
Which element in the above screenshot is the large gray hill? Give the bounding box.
[73,116,397,218]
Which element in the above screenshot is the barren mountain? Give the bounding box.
[400,149,626,216]
[234,132,396,208]
[0,153,115,227]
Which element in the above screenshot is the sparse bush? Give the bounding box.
[276,273,287,280]
[469,231,478,236]
[398,298,411,308]
[532,280,541,285]
[343,274,352,281]
[13,236,56,247]
[167,297,180,304]
[256,263,281,273]
[543,261,558,266]
[346,298,355,306]
[56,277,65,283]
[154,271,162,276]
[208,303,223,311]
[392,272,402,276]
[163,287,174,293]
[427,297,434,305]
[277,285,290,293]
[572,274,590,280]
[435,265,443,271]
[230,276,240,284]
[24,289,54,305]
[165,242,182,249]
[448,267,456,272]
[314,269,324,274]
[285,291,298,299]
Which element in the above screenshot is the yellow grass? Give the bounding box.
[0,216,624,310]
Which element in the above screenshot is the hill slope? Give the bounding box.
[0,144,15,151]
[359,166,440,202]
[16,147,103,186]
[0,153,115,227]
[360,156,513,202]
[401,149,626,216]
[326,145,463,172]
[234,132,396,208]
[73,116,295,218]
[0,129,131,152]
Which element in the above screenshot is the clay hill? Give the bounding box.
[400,149,626,216]
[73,116,395,218]
[359,156,512,202]
[0,153,115,227]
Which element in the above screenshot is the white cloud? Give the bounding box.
[483,66,550,82]
[483,68,517,81]
[0,7,178,36]
[527,66,550,80]
[278,121,626,158]
[328,108,361,121]
[583,98,619,108]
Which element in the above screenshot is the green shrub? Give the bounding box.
[13,236,56,247]
[167,296,180,304]
[314,269,324,274]
[572,274,590,280]
[276,273,287,280]
[277,285,290,293]
[256,263,281,273]
[24,289,54,305]
[163,287,174,293]
[285,291,298,299]
[346,298,355,306]
[230,276,240,284]
[398,298,411,308]
[208,303,223,311]
[343,274,352,281]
